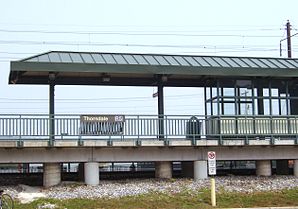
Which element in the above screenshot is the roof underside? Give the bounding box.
[9,51,298,87]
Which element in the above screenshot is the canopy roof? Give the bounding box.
[9,51,298,86]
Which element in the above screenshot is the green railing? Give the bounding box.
[0,114,298,143]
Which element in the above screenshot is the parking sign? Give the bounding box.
[208,151,216,175]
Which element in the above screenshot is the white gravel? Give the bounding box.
[2,176,298,202]
[43,176,298,199]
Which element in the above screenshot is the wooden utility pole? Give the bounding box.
[280,20,296,58]
[286,20,292,58]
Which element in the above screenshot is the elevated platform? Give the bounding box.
[0,144,297,163]
[0,139,296,148]
[0,114,297,164]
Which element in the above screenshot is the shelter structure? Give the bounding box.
[10,51,298,116]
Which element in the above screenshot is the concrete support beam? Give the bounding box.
[155,161,172,179]
[256,160,272,176]
[194,160,208,180]
[294,160,298,177]
[84,162,99,186]
[43,163,61,187]
[276,160,289,175]
[181,161,194,178]
[0,146,298,164]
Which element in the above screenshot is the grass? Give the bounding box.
[13,187,298,209]
[216,188,298,208]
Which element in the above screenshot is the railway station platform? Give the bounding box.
[4,51,298,186]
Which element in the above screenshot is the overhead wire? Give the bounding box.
[0,93,203,103]
[0,23,295,113]
[0,29,283,38]
[0,23,294,57]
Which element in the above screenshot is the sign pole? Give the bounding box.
[207,151,216,207]
[211,177,216,207]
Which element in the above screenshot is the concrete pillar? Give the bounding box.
[155,161,172,179]
[43,163,61,187]
[181,161,194,178]
[256,160,271,176]
[294,160,298,177]
[276,160,289,175]
[194,160,208,180]
[84,162,99,186]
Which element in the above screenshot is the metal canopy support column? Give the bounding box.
[157,75,165,141]
[49,73,55,146]
[257,85,264,115]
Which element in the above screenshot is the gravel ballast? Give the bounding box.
[2,176,298,201]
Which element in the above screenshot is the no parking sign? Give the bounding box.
[208,151,216,175]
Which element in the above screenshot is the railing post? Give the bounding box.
[17,115,23,147]
[78,135,83,146]
[293,116,298,144]
[78,117,83,146]
[107,135,113,146]
[136,116,141,146]
[164,115,169,146]
[49,114,55,146]
[253,115,256,140]
[137,116,140,141]
[191,118,196,145]
[270,115,274,145]
[287,115,291,139]
[158,115,165,141]
[218,115,223,145]
[78,128,84,146]
[244,115,249,145]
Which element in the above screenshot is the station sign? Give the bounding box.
[208,151,216,175]
[80,115,125,135]
[80,115,125,122]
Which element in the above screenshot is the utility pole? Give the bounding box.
[286,20,292,58]
[280,20,298,58]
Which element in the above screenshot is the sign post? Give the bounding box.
[208,151,216,207]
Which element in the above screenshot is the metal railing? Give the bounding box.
[0,114,298,143]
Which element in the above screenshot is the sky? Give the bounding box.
[0,0,298,115]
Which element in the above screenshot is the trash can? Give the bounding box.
[186,116,201,140]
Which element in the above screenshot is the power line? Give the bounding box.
[0,93,203,102]
[0,103,204,110]
[0,39,285,46]
[0,29,283,38]
[0,22,283,29]
[0,43,285,55]
[0,52,33,55]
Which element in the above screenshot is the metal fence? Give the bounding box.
[0,114,298,142]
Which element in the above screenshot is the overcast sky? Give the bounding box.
[0,0,298,115]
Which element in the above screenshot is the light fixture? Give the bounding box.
[49,73,56,81]
[161,75,168,82]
